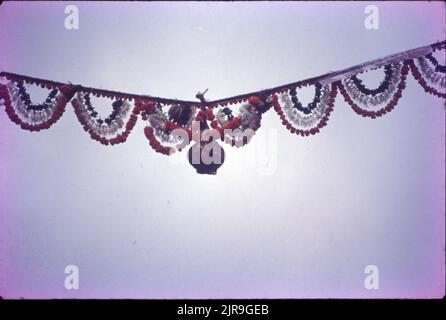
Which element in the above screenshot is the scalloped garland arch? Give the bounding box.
[0,41,444,174]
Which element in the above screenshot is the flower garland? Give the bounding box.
[0,40,444,174]
[337,62,409,118]
[349,65,394,96]
[289,83,323,115]
[0,78,71,131]
[425,53,446,73]
[208,96,271,147]
[71,91,137,146]
[141,101,197,155]
[273,82,337,136]
[408,46,446,99]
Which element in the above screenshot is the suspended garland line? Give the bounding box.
[0,40,444,174]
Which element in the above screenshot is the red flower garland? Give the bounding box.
[408,59,446,99]
[139,101,194,155]
[144,126,174,155]
[194,108,216,122]
[272,86,337,136]
[0,81,70,132]
[248,96,262,106]
[134,99,156,118]
[336,62,409,118]
[71,93,139,146]
[206,96,266,145]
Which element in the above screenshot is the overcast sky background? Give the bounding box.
[0,1,445,298]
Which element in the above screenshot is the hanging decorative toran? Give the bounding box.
[0,41,445,174]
